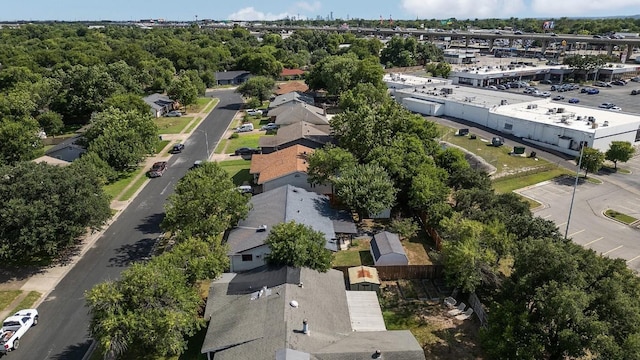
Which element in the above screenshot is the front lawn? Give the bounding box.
[492,167,571,193]
[104,168,144,199]
[0,290,21,311]
[185,97,213,113]
[155,116,194,134]
[225,133,264,153]
[218,159,252,186]
[8,291,41,316]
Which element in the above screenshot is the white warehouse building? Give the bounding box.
[392,84,640,156]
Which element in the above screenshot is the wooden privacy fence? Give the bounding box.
[334,265,444,281]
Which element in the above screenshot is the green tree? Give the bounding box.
[425,62,452,78]
[0,118,42,165]
[36,111,64,136]
[579,147,605,177]
[388,216,419,241]
[235,52,283,78]
[102,93,151,115]
[306,144,356,187]
[338,82,389,111]
[333,163,397,221]
[306,54,384,96]
[82,108,158,171]
[265,221,332,272]
[236,76,275,101]
[167,75,198,108]
[605,141,635,169]
[162,161,250,241]
[0,162,111,262]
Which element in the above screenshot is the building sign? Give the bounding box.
[543,21,555,30]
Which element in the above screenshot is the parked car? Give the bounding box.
[540,79,552,84]
[148,161,168,178]
[236,185,253,194]
[235,123,254,133]
[552,95,565,101]
[486,85,498,90]
[246,109,264,116]
[631,89,640,95]
[608,106,622,111]
[497,85,507,90]
[631,77,640,82]
[1,309,38,354]
[261,123,279,131]
[611,80,626,86]
[599,103,615,109]
[170,143,185,154]
[165,111,182,117]
[593,81,611,87]
[587,88,600,95]
[234,147,260,156]
[568,98,580,103]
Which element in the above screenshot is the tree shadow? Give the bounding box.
[552,174,586,187]
[48,340,93,360]
[108,237,157,267]
[135,212,164,234]
[358,250,374,266]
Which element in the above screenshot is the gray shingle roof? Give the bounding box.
[273,104,329,126]
[201,267,425,360]
[215,70,251,81]
[259,121,333,149]
[371,231,406,260]
[226,185,355,254]
[143,93,173,111]
[270,92,315,109]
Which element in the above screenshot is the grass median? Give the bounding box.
[605,209,638,225]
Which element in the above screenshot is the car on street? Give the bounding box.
[1,309,38,354]
[552,95,565,101]
[170,143,185,154]
[631,89,640,95]
[246,109,264,116]
[631,77,640,82]
[261,123,279,131]
[191,160,205,169]
[568,98,580,103]
[234,147,260,156]
[611,80,626,86]
[587,88,600,95]
[608,106,622,111]
[165,111,182,117]
[599,103,615,109]
[497,85,507,90]
[148,161,168,178]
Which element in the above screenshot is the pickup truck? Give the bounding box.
[1,309,38,353]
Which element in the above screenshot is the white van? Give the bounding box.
[236,123,254,133]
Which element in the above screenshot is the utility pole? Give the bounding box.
[565,142,585,239]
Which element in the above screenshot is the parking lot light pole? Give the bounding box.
[565,143,585,239]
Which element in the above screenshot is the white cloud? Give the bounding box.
[295,1,322,12]
[401,0,526,19]
[228,7,292,21]
[529,0,640,16]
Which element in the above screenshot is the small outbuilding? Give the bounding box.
[370,231,409,266]
[348,266,381,292]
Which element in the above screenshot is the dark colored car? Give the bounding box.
[148,161,168,178]
[568,98,580,103]
[587,88,600,95]
[234,147,260,156]
[170,143,185,154]
[611,80,626,86]
[552,95,565,101]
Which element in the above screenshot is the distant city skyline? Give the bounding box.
[2,0,639,22]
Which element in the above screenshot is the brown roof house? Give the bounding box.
[269,102,329,127]
[258,121,333,154]
[279,68,306,80]
[250,144,331,195]
[201,266,426,360]
[224,185,357,272]
[274,81,309,96]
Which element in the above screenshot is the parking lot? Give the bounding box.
[518,156,640,271]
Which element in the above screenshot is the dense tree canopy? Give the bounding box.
[236,76,276,101]
[0,162,111,263]
[305,54,384,95]
[333,163,397,220]
[265,221,333,272]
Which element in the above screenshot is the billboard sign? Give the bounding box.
[543,21,555,30]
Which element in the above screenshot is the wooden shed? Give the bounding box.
[348,266,381,292]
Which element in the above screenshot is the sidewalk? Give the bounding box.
[0,97,224,320]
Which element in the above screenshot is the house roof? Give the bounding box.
[259,121,332,149]
[201,266,425,360]
[32,155,71,166]
[45,135,84,156]
[226,185,356,254]
[274,82,310,96]
[270,92,315,109]
[271,103,329,126]
[215,70,251,81]
[371,231,407,260]
[348,266,380,285]
[143,93,173,111]
[250,144,313,184]
[281,68,306,77]
[345,291,387,331]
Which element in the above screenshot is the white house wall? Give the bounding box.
[230,245,269,272]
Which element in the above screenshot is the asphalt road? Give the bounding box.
[6,89,242,360]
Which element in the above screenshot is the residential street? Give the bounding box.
[6,89,242,360]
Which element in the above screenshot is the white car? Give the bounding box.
[608,106,622,111]
[246,109,264,116]
[165,111,182,117]
[1,309,38,353]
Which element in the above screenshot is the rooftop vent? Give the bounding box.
[557,108,565,113]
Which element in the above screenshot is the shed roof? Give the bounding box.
[371,231,406,260]
[348,266,380,285]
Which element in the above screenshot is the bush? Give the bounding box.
[229,133,239,139]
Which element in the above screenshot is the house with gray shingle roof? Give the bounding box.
[201,266,425,360]
[43,134,86,163]
[268,102,329,127]
[214,70,252,85]
[259,121,333,154]
[143,93,175,117]
[370,231,409,266]
[225,185,356,272]
[269,91,315,109]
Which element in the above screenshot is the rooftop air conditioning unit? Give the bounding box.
[588,116,596,122]
[603,120,609,126]
[548,108,556,113]
[557,108,565,113]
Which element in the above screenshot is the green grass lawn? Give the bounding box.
[332,239,374,267]
[155,140,170,154]
[184,117,201,133]
[437,124,547,175]
[185,97,212,113]
[0,290,22,311]
[225,133,263,153]
[104,168,144,199]
[155,116,194,134]
[605,209,638,225]
[118,173,149,201]
[218,159,252,185]
[492,167,572,193]
[8,291,41,315]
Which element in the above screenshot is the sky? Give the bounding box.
[1,0,639,22]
